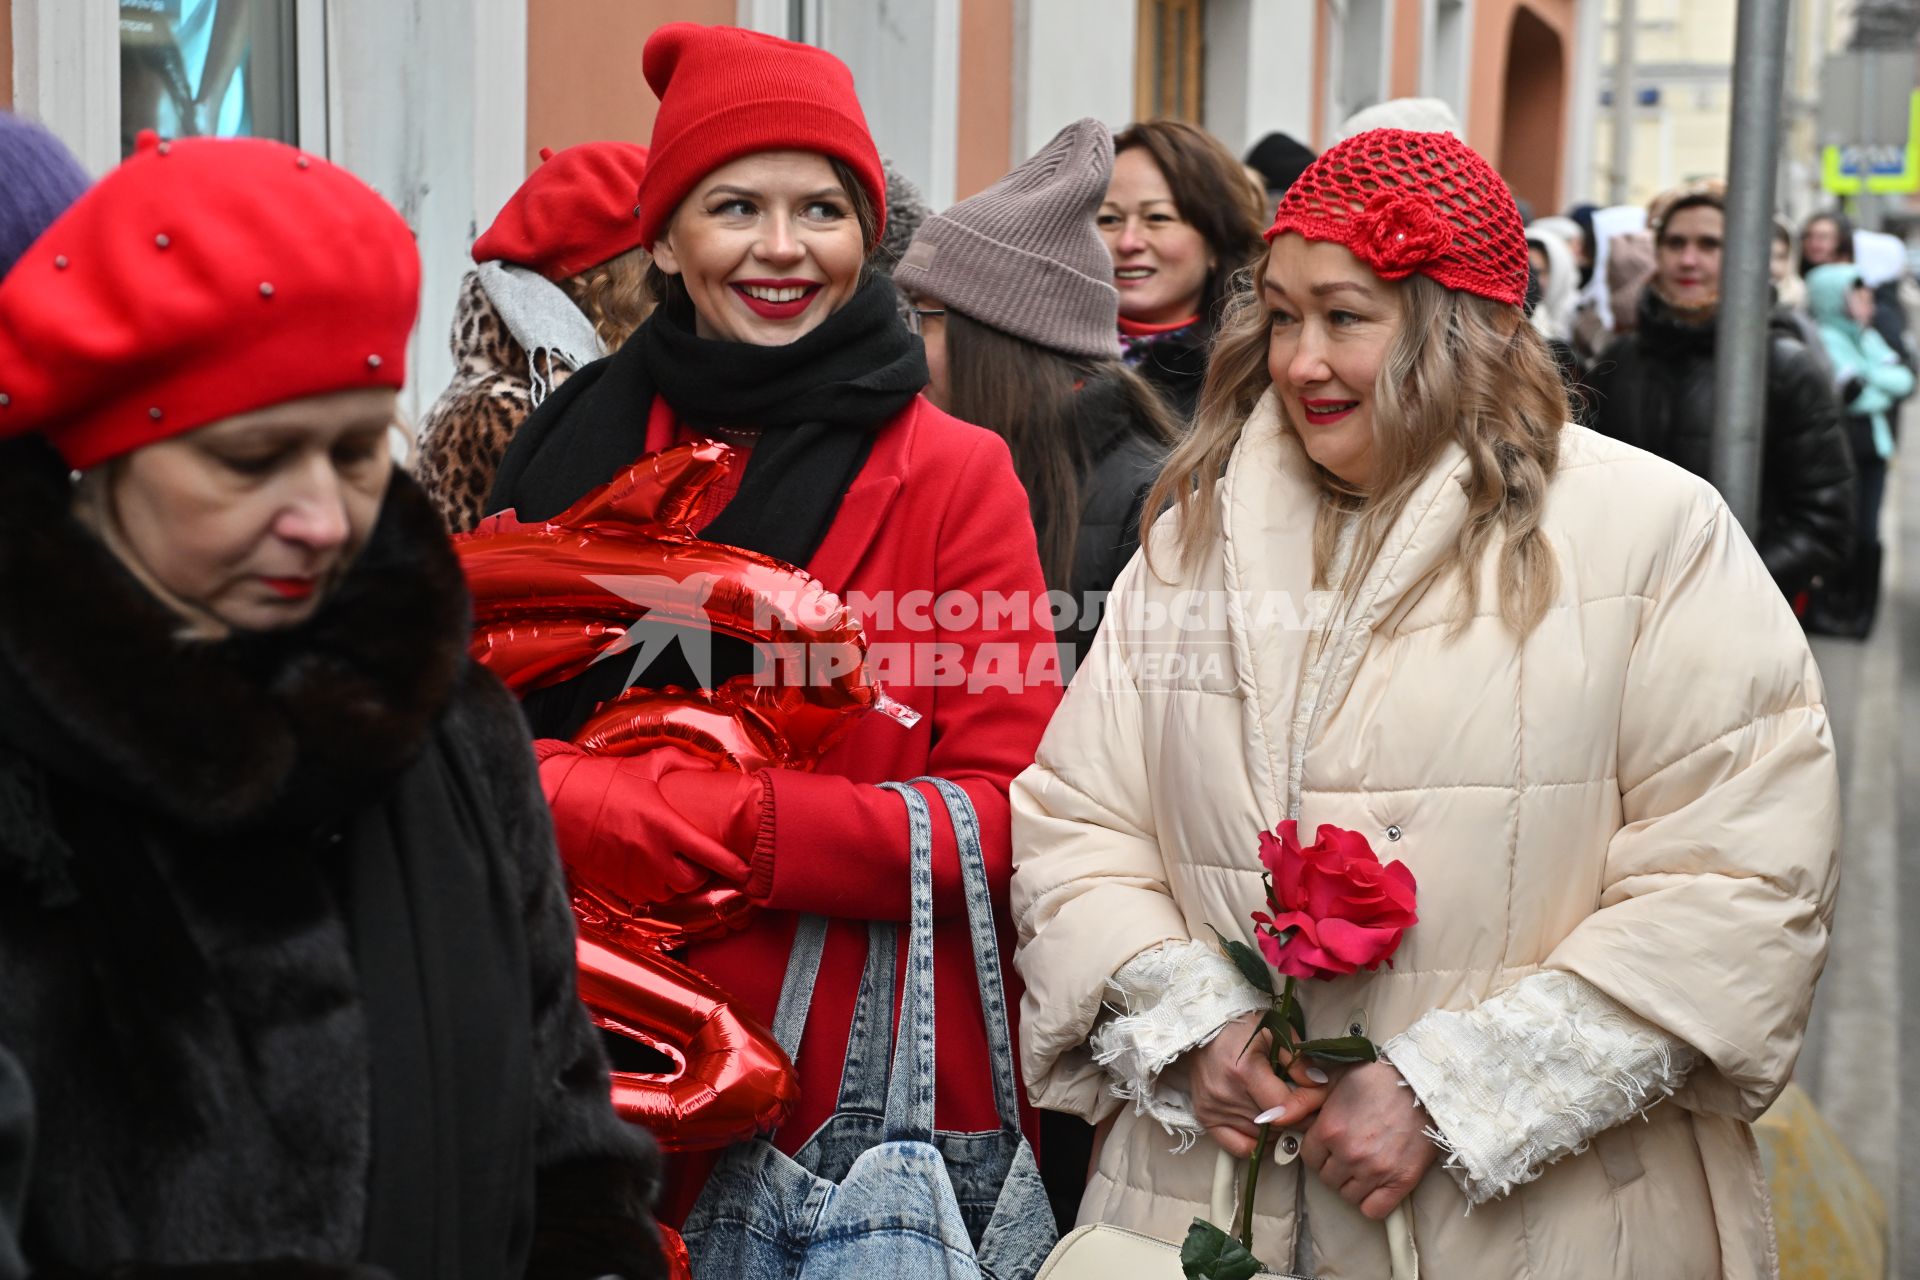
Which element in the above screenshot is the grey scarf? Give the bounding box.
[474,260,604,404]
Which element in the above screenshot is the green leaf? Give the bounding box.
[1260,1006,1295,1055]
[1294,1034,1379,1065]
[1208,925,1275,996]
[1285,998,1307,1042]
[1179,1218,1264,1280]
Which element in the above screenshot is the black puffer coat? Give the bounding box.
[0,446,666,1280]
[1059,375,1168,671]
[1582,290,1857,597]
[0,1049,24,1280]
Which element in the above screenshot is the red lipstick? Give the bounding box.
[730,278,822,320]
[260,577,316,600]
[1301,399,1359,425]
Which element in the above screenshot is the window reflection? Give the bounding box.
[120,1,298,157]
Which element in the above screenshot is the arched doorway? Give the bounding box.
[1499,7,1566,214]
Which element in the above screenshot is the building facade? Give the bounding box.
[6,0,1584,411]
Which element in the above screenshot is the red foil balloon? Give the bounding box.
[456,442,915,1151]
[576,933,798,1152]
[657,1224,692,1280]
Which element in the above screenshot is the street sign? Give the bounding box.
[1822,91,1920,194]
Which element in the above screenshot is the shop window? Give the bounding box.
[1135,0,1206,122]
[120,0,299,157]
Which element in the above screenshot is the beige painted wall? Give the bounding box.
[524,0,732,176]
[1590,0,1737,209]
[956,0,1012,199]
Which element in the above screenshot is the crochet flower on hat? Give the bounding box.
[1352,191,1454,279]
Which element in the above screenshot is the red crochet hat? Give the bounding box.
[0,133,418,470]
[634,23,886,252]
[472,141,651,280]
[1265,128,1527,307]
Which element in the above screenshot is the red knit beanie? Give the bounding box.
[0,133,418,470]
[634,23,886,252]
[472,141,651,280]
[1265,128,1527,307]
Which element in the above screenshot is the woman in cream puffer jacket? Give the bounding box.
[1011,130,1838,1280]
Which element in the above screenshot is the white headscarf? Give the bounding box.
[1526,223,1579,342]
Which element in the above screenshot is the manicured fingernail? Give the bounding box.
[1254,1105,1289,1125]
[1305,1066,1329,1084]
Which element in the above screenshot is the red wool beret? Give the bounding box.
[0,133,419,470]
[634,23,886,252]
[471,141,651,281]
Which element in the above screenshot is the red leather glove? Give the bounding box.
[535,741,752,902]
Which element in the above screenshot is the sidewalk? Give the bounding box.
[1798,456,1918,1278]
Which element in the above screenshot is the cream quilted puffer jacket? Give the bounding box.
[1011,393,1840,1279]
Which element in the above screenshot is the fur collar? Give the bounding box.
[0,440,471,836]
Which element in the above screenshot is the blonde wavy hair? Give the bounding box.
[1142,253,1569,637]
[560,244,655,351]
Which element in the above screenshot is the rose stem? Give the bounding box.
[1236,977,1298,1250]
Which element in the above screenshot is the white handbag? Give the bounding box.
[1035,1149,1416,1280]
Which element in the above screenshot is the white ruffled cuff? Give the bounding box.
[1088,939,1270,1150]
[1382,970,1697,1204]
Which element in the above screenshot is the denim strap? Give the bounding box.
[877,781,938,1142]
[831,919,898,1115]
[921,776,1025,1132]
[768,913,831,1063]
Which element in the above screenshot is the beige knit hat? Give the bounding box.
[893,117,1121,360]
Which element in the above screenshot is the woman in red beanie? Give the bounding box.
[1014,129,1837,1276]
[0,135,668,1280]
[486,22,1059,1232]
[415,140,656,533]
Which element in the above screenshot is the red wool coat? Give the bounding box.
[629,395,1062,1223]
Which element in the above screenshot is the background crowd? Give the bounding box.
[0,16,1861,1280]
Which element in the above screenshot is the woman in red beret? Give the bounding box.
[485,22,1060,1233]
[414,140,656,533]
[0,134,668,1280]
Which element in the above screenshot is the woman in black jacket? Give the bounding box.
[1584,189,1855,601]
[1100,120,1267,422]
[0,136,664,1280]
[895,118,1178,674]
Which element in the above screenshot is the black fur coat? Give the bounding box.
[0,444,665,1280]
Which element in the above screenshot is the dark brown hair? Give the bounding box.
[943,309,1179,588]
[1798,210,1855,279]
[1112,120,1268,335]
[643,157,879,313]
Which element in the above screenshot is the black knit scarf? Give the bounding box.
[487,273,927,540]
[486,273,927,738]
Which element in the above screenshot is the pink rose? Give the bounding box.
[1252,821,1418,981]
[1350,191,1454,280]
